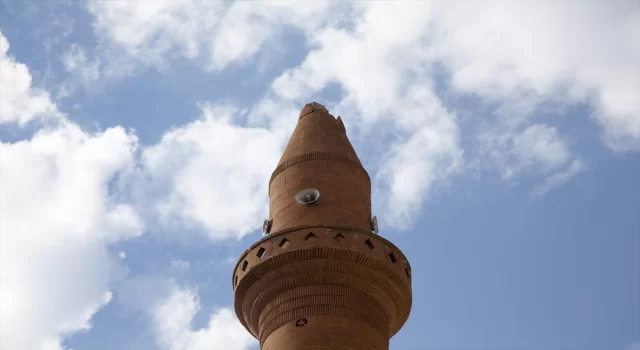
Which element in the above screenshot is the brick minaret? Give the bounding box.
[232,103,412,350]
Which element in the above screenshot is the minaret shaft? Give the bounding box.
[268,105,371,233]
[233,103,412,350]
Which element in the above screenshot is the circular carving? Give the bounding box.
[295,318,307,327]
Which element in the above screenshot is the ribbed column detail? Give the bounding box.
[235,247,411,337]
[269,151,370,191]
[258,285,388,342]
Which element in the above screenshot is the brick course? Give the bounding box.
[233,103,412,350]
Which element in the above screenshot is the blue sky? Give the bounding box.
[0,1,638,350]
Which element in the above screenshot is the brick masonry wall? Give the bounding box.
[233,103,412,350]
[269,158,371,233]
[269,106,371,233]
[262,315,388,350]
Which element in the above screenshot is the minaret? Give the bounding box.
[232,102,412,350]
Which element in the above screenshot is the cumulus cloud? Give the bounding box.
[89,1,639,140]
[87,0,223,63]
[375,86,463,227]
[511,124,573,175]
[479,123,576,179]
[83,1,639,132]
[428,0,640,151]
[207,0,334,70]
[265,2,463,227]
[152,283,255,350]
[0,121,143,350]
[134,104,284,240]
[85,0,336,73]
[2,3,636,348]
[0,32,59,125]
[270,2,434,123]
[119,277,255,350]
[235,0,633,223]
[0,32,142,350]
[267,0,636,216]
[78,0,639,229]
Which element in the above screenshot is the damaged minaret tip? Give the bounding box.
[232,102,412,350]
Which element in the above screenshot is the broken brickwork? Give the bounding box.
[233,103,412,350]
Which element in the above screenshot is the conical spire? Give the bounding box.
[277,102,362,166]
[267,102,371,233]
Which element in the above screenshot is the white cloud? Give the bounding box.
[0,32,60,125]
[152,282,255,350]
[170,257,190,272]
[265,2,462,227]
[0,32,143,350]
[74,0,226,85]
[269,0,636,213]
[0,121,143,350]
[78,0,639,229]
[59,44,101,98]
[270,1,435,123]
[375,86,463,228]
[87,0,224,63]
[208,0,334,71]
[428,0,640,151]
[532,159,585,198]
[83,0,640,152]
[477,120,584,194]
[85,0,336,73]
[135,104,284,240]
[119,277,255,350]
[512,124,572,174]
[482,123,574,180]
[2,4,635,348]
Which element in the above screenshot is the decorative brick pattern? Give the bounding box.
[269,151,370,192]
[262,316,388,350]
[233,227,411,336]
[233,103,412,350]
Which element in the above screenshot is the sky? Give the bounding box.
[0,1,638,350]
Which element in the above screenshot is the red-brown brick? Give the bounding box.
[233,103,412,350]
